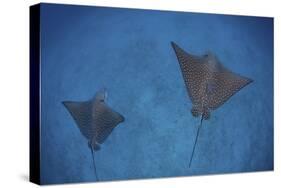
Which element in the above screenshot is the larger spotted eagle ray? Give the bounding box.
[171,41,253,167]
[62,88,125,181]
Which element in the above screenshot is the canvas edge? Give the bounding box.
[29,3,41,185]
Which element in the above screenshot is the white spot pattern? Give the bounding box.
[171,42,253,118]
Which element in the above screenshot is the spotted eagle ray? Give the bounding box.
[62,88,125,181]
[171,41,253,167]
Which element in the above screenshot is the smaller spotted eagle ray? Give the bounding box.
[62,88,125,181]
[171,41,253,167]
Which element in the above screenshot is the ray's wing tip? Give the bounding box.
[62,101,72,107]
[62,101,68,107]
[120,115,125,123]
[246,77,254,85]
[170,41,177,48]
[249,79,254,84]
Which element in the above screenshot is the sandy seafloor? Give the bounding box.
[39,3,273,184]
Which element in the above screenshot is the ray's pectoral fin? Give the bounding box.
[62,101,94,140]
[207,72,253,110]
[95,103,125,145]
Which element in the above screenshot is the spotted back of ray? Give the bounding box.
[171,41,253,116]
[63,90,125,150]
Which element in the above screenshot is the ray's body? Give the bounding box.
[171,42,253,167]
[63,88,125,181]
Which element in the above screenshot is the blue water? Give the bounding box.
[39,3,273,185]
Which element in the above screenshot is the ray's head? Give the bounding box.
[94,88,108,102]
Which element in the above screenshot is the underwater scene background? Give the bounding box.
[39,3,273,184]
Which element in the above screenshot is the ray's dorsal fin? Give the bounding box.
[62,100,94,140]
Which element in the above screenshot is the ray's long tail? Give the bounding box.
[90,147,99,181]
[189,115,204,168]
